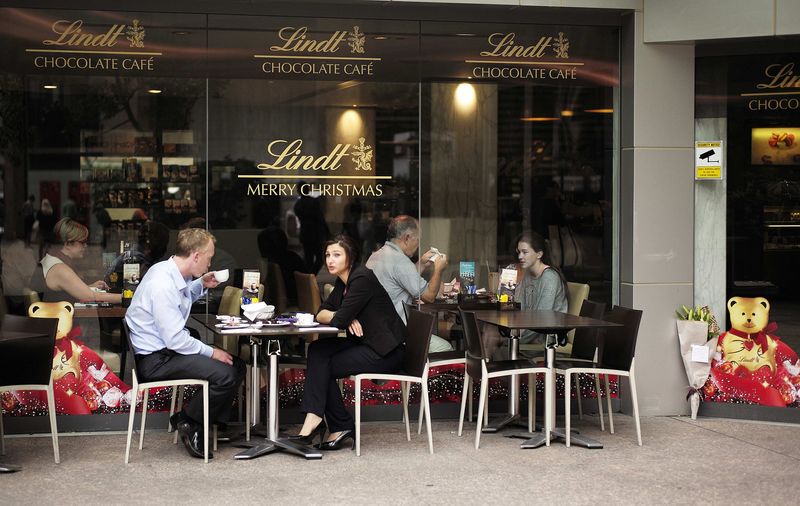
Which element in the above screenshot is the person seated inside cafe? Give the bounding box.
[31,217,121,304]
[104,220,169,287]
[289,234,406,450]
[514,230,568,344]
[365,214,452,352]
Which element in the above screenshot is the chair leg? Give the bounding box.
[203,384,209,464]
[457,372,469,437]
[467,377,473,422]
[629,373,642,446]
[594,373,605,431]
[401,381,411,442]
[527,373,534,433]
[355,378,362,457]
[0,402,5,456]
[213,424,218,452]
[168,386,178,431]
[139,389,149,450]
[421,382,433,455]
[46,383,60,464]
[475,377,488,450]
[400,381,407,423]
[604,375,614,434]
[174,386,184,444]
[575,374,583,420]
[564,372,572,447]
[125,387,139,464]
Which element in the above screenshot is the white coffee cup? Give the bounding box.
[214,269,229,282]
[296,313,314,325]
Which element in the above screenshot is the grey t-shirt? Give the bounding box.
[514,267,568,344]
[366,241,427,324]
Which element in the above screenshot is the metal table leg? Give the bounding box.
[235,338,321,460]
[511,331,604,449]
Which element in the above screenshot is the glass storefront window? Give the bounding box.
[0,7,619,420]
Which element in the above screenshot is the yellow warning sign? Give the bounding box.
[695,140,723,180]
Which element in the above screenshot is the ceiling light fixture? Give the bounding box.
[584,108,613,113]
[520,117,560,122]
[43,84,58,89]
[147,89,162,94]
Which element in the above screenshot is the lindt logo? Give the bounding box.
[269,26,366,54]
[42,19,146,48]
[479,32,570,59]
[756,63,800,90]
[258,139,373,172]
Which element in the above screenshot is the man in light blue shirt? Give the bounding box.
[125,228,245,459]
[366,215,453,353]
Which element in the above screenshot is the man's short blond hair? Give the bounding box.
[175,228,215,257]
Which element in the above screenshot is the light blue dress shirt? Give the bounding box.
[125,257,213,357]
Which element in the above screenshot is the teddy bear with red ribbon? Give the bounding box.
[703,296,800,407]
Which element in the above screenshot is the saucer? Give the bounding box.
[263,321,290,327]
[294,322,319,328]
[222,323,250,330]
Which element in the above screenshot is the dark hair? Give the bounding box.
[257,226,289,258]
[515,230,569,296]
[323,234,360,270]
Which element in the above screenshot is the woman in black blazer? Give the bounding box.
[289,234,407,450]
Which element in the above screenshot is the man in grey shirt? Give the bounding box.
[366,215,452,352]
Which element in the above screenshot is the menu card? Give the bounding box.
[242,269,260,303]
[498,267,518,301]
[459,261,476,293]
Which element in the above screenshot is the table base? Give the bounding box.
[234,437,322,460]
[481,414,528,433]
[509,427,603,449]
[0,462,21,473]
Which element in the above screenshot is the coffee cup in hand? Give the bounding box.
[214,269,230,282]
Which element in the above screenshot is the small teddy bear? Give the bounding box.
[704,296,800,406]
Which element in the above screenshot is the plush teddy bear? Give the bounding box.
[24,301,131,414]
[704,296,800,406]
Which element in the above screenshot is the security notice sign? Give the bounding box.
[695,141,723,180]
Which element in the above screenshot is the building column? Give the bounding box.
[618,11,695,416]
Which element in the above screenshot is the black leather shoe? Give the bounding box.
[169,411,186,431]
[315,430,355,451]
[178,421,213,459]
[286,420,327,446]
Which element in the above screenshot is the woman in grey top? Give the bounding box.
[514,230,568,344]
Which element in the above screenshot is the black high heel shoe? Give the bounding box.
[286,420,327,446]
[315,429,355,451]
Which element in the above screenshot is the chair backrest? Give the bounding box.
[121,318,142,381]
[598,305,643,371]
[294,272,321,314]
[459,310,488,379]
[0,314,58,386]
[566,282,590,316]
[265,262,288,314]
[570,299,607,361]
[402,308,435,377]
[219,286,243,316]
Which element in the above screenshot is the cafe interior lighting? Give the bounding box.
[337,109,364,138]
[147,89,162,94]
[520,117,560,122]
[585,108,614,113]
[43,84,58,89]
[167,186,180,194]
[560,110,574,117]
[454,82,476,113]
